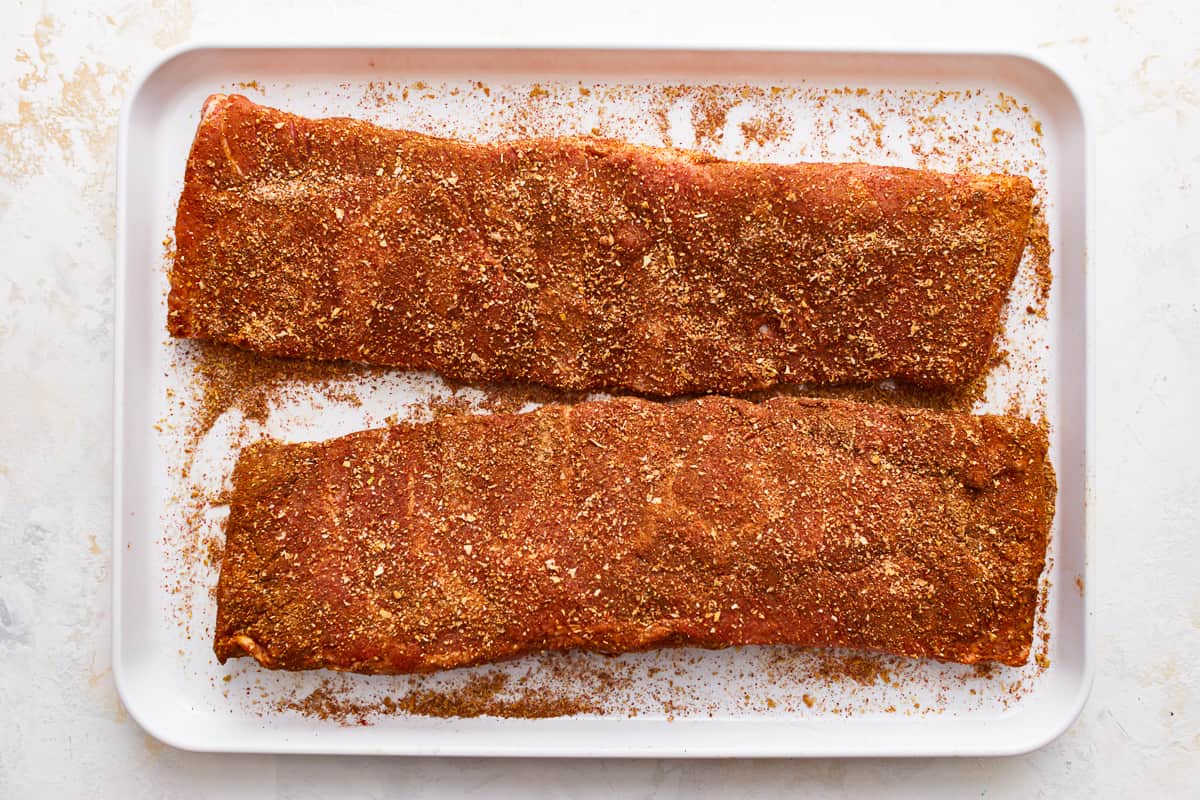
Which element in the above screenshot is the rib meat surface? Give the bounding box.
[171,95,1035,394]
[215,396,1055,673]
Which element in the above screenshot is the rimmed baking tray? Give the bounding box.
[114,45,1091,756]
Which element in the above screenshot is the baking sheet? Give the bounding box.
[114,46,1091,756]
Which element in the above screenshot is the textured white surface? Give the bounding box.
[0,0,1196,795]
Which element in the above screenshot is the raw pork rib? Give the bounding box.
[171,95,1035,395]
[215,396,1055,673]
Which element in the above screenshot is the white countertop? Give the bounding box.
[0,0,1196,795]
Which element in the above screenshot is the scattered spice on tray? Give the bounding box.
[740,110,789,147]
[1026,204,1054,317]
[161,77,1056,724]
[272,670,603,724]
[820,655,893,687]
[184,341,376,443]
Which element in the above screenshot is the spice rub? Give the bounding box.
[171,94,1035,395]
[215,395,1055,673]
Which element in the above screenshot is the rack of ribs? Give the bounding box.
[214,395,1055,673]
[170,94,1035,395]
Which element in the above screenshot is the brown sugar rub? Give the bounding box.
[171,95,1035,395]
[214,395,1055,673]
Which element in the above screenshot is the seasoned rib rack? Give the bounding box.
[215,396,1055,673]
[171,95,1035,395]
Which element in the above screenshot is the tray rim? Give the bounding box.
[112,41,1094,758]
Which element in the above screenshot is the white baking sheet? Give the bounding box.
[114,46,1091,756]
